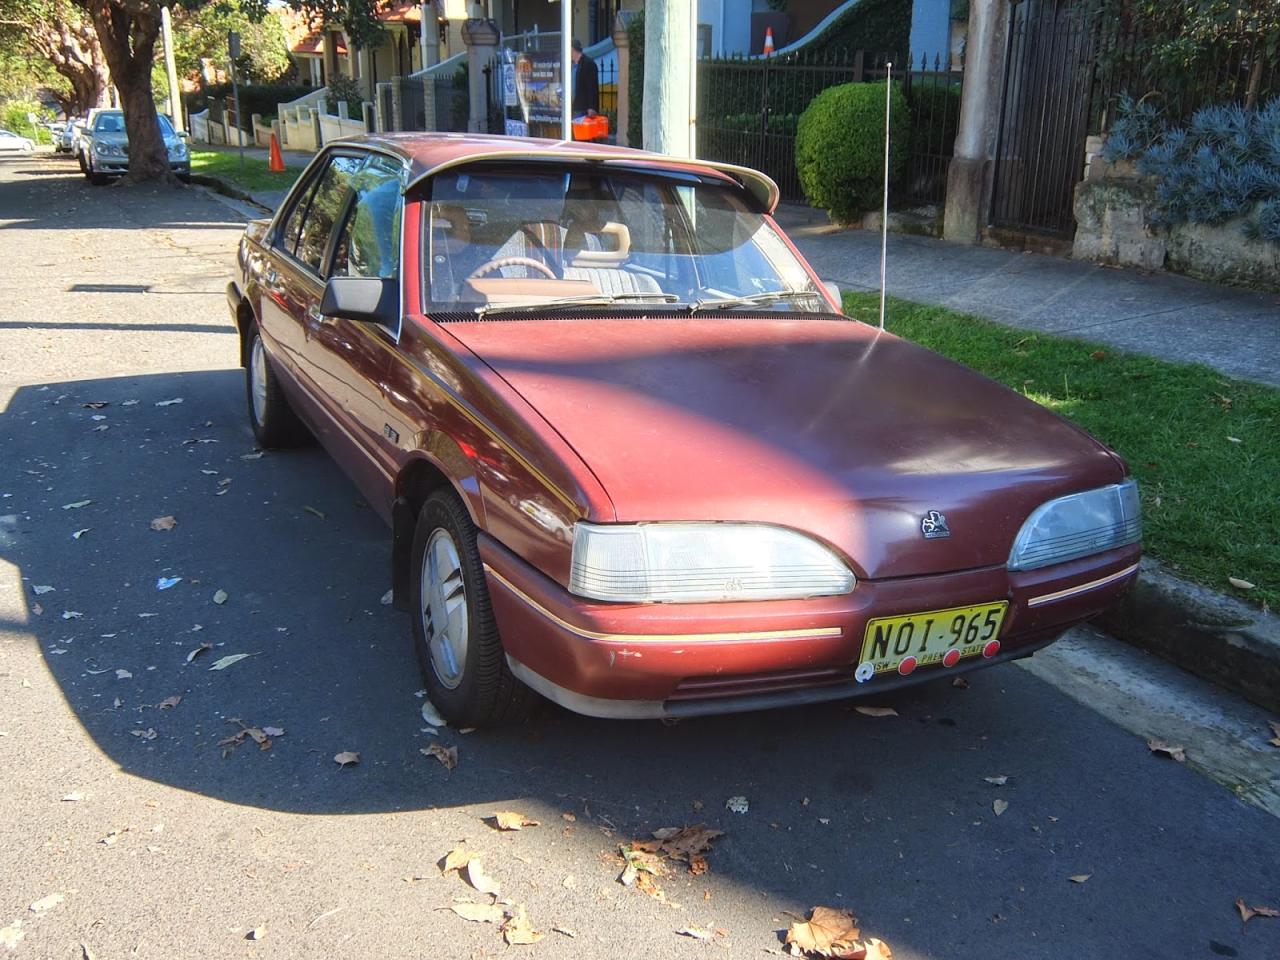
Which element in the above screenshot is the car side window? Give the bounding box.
[279,167,324,257]
[296,154,363,273]
[330,155,403,280]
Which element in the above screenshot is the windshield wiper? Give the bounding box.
[689,290,825,313]
[474,292,681,318]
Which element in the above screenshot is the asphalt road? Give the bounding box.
[1,154,1278,960]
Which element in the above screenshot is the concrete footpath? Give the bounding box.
[777,206,1280,388]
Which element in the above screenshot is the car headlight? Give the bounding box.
[569,522,855,603]
[168,141,187,158]
[1008,479,1141,572]
[94,142,121,156]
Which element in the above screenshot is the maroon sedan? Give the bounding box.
[226,133,1141,726]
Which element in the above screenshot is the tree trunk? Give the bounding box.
[87,0,172,183]
[13,12,110,118]
[1244,53,1265,112]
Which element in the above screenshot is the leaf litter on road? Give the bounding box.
[488,811,539,831]
[157,695,181,709]
[854,706,898,718]
[61,500,92,510]
[983,776,1009,786]
[422,743,457,770]
[218,719,279,756]
[1069,874,1092,883]
[208,654,250,671]
[1235,899,1280,925]
[462,859,500,896]
[446,903,506,924]
[440,846,476,874]
[1267,721,1280,748]
[28,893,64,913]
[149,515,176,531]
[212,589,228,605]
[619,824,724,894]
[185,642,213,663]
[992,799,1009,817]
[501,905,543,945]
[784,907,892,959]
[333,751,360,767]
[1147,739,1187,762]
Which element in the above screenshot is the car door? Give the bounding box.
[301,152,405,513]
[255,159,326,402]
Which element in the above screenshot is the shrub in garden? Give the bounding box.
[795,81,908,222]
[1103,93,1280,244]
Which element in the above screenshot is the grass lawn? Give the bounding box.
[190,150,300,193]
[844,292,1278,609]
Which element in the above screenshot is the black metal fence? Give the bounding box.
[696,50,961,207]
[901,53,963,206]
[1089,8,1280,131]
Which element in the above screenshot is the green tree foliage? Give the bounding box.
[795,80,908,222]
[171,0,292,86]
[1087,1,1280,112]
[0,0,109,116]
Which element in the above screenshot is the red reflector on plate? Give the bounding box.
[982,640,1001,659]
[897,656,917,676]
[943,648,961,668]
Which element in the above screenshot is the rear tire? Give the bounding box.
[245,326,308,448]
[411,489,533,727]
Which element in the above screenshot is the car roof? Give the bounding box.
[337,132,781,213]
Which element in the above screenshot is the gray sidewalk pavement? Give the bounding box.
[777,206,1280,388]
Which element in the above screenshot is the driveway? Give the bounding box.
[1,154,1278,960]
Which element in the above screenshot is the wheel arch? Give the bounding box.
[391,444,485,611]
[234,295,257,369]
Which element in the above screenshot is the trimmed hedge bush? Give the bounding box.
[796,80,908,222]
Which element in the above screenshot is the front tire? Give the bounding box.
[411,490,532,727]
[245,326,307,448]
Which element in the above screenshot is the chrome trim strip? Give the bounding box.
[484,564,844,644]
[1026,563,1140,608]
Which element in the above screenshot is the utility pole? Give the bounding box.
[161,6,184,132]
[642,0,696,158]
[229,30,244,169]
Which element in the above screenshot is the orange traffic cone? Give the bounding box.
[268,132,285,173]
[762,26,775,56]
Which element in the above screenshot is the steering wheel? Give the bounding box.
[467,256,557,281]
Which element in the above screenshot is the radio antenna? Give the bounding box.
[878,61,893,331]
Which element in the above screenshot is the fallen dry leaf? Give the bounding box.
[155,398,183,407]
[854,706,898,718]
[784,907,862,958]
[185,643,213,663]
[115,669,132,680]
[131,728,157,741]
[440,846,475,874]
[149,515,176,532]
[380,589,393,605]
[212,589,228,605]
[61,792,84,802]
[158,696,181,710]
[333,751,360,767]
[462,858,500,896]
[1269,721,1280,748]
[240,450,264,460]
[1236,898,1280,924]
[262,726,285,738]
[725,795,749,814]
[28,893,64,913]
[992,799,1009,817]
[246,928,264,941]
[1069,874,1092,884]
[62,500,92,510]
[447,902,505,924]
[951,676,969,689]
[208,654,250,671]
[420,700,447,727]
[422,743,457,771]
[490,811,539,831]
[1228,577,1256,590]
[1147,739,1187,762]
[983,776,1008,786]
[303,505,326,519]
[0,923,22,950]
[501,905,542,945]
[31,584,54,595]
[676,926,714,941]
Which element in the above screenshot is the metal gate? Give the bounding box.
[990,0,1096,237]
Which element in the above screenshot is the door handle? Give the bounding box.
[305,304,328,325]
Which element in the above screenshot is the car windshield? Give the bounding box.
[93,113,173,136]
[422,165,831,315]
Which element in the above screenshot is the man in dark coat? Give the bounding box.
[571,38,599,116]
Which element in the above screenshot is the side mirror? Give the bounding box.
[320,276,398,326]
[823,281,842,310]
[178,130,190,140]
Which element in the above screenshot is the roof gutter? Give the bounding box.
[401,145,781,213]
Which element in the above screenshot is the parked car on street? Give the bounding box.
[78,108,189,183]
[56,119,83,155]
[226,134,1142,727]
[0,129,35,154]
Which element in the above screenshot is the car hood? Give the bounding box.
[447,316,1125,580]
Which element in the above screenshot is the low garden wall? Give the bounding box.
[1073,153,1280,293]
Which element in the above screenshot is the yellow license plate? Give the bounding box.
[857,602,1008,680]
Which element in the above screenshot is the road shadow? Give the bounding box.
[3,368,1280,959]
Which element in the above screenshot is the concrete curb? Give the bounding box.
[1096,558,1280,715]
[189,173,272,213]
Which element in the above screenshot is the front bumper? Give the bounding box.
[479,533,1141,718]
[92,157,190,175]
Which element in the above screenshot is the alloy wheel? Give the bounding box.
[421,528,469,689]
[250,336,268,425]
